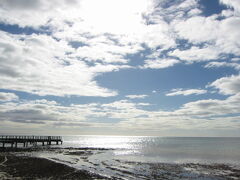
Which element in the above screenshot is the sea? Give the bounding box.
[32,136,240,179]
[61,136,240,164]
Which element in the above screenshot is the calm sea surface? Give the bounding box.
[60,136,240,165]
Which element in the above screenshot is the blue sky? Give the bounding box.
[0,0,239,136]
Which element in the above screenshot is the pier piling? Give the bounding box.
[0,135,63,148]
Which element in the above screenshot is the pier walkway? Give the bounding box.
[0,135,63,148]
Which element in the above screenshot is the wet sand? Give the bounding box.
[1,147,240,180]
[0,148,107,179]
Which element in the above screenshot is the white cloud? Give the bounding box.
[106,94,240,131]
[220,0,240,14]
[221,9,235,17]
[0,31,119,97]
[102,100,138,110]
[232,57,240,61]
[68,37,142,64]
[172,13,240,62]
[0,0,239,64]
[0,99,106,125]
[0,0,149,34]
[141,58,179,69]
[79,0,151,34]
[204,61,240,70]
[126,94,148,99]
[0,0,74,27]
[166,88,207,96]
[0,0,191,98]
[187,8,202,16]
[173,16,219,44]
[0,94,239,134]
[209,74,240,95]
[175,93,240,117]
[146,0,200,23]
[218,17,240,55]
[169,46,221,62]
[141,23,176,50]
[0,0,240,135]
[137,103,151,106]
[0,0,177,51]
[2,0,239,82]
[178,0,199,9]
[0,92,18,101]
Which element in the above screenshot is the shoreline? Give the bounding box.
[0,151,108,179]
[1,147,240,179]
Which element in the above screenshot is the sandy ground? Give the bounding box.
[0,151,107,179]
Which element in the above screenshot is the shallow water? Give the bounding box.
[32,136,240,179]
[61,136,240,164]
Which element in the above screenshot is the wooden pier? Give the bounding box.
[0,135,63,148]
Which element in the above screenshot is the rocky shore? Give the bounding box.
[1,147,240,179]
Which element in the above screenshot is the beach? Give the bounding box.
[0,146,240,180]
[0,148,108,179]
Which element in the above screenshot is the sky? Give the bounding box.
[0,0,240,136]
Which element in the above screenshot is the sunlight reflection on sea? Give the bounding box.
[60,136,240,164]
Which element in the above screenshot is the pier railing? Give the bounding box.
[0,135,62,140]
[0,135,63,148]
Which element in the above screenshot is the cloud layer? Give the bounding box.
[166,89,207,96]
[0,0,239,97]
[0,0,240,135]
[0,92,19,101]
[1,92,239,134]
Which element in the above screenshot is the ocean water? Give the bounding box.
[34,136,240,179]
[61,136,240,164]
